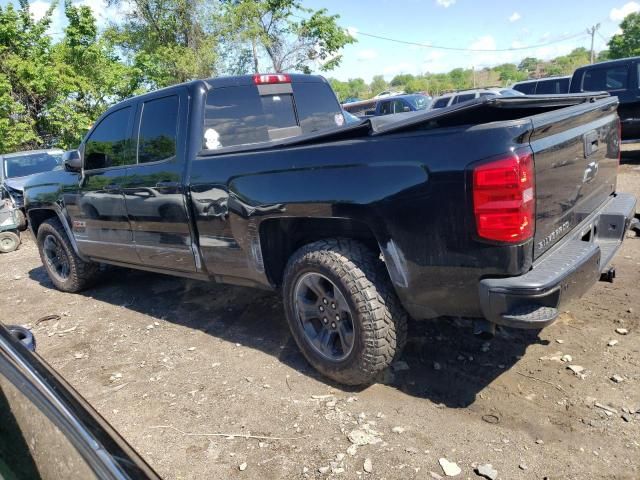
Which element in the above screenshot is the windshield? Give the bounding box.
[3,152,62,179]
[406,95,431,110]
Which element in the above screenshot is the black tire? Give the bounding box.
[15,209,27,231]
[0,231,20,253]
[37,218,99,292]
[283,238,408,386]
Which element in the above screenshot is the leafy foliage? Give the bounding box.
[330,47,601,101]
[105,0,220,87]
[0,1,138,152]
[220,0,355,73]
[609,12,640,59]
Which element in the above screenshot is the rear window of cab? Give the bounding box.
[203,82,344,150]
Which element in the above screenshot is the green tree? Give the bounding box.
[0,1,57,151]
[221,0,355,73]
[369,75,387,95]
[0,1,139,153]
[494,63,527,84]
[609,12,640,58]
[518,57,540,74]
[105,0,220,87]
[390,73,414,87]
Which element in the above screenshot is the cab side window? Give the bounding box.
[582,66,629,91]
[379,101,392,115]
[432,97,450,109]
[84,107,133,170]
[138,96,179,164]
[392,100,408,113]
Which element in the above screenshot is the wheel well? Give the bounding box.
[28,209,57,235]
[260,217,380,286]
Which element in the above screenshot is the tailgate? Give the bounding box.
[530,96,619,259]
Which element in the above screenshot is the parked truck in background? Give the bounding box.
[24,74,636,385]
[569,56,640,144]
[512,76,571,95]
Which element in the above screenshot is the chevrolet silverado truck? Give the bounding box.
[24,74,637,385]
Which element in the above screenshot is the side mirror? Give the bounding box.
[403,106,411,112]
[63,150,82,172]
[7,325,36,351]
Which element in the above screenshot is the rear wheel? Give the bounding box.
[37,218,99,292]
[0,231,20,253]
[283,238,408,386]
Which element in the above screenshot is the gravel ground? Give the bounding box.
[1,164,639,480]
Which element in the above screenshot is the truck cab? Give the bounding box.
[570,56,640,143]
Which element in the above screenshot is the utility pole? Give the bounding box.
[587,23,601,64]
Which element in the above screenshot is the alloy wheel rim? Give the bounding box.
[43,235,70,281]
[293,272,355,362]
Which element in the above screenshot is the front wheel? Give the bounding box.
[282,239,408,386]
[37,218,99,292]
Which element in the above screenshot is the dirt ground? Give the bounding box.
[1,164,640,480]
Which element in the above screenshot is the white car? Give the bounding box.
[430,88,524,110]
[373,90,405,99]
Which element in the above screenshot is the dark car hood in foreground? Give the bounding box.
[0,325,161,479]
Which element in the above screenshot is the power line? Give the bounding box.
[597,30,609,44]
[353,30,589,52]
[292,12,590,52]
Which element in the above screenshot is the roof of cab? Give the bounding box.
[573,56,640,71]
[94,73,330,116]
[514,75,571,85]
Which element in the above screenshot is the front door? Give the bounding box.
[122,91,197,272]
[71,105,139,263]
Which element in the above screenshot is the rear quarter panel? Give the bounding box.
[189,120,534,318]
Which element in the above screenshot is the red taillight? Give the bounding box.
[473,148,535,243]
[253,73,291,85]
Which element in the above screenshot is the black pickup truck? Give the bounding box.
[570,56,640,143]
[24,74,637,385]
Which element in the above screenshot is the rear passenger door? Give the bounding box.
[122,90,197,272]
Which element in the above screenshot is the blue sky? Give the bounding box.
[304,0,640,81]
[4,0,640,81]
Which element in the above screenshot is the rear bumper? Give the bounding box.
[479,193,637,329]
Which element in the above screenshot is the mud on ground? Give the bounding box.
[1,164,639,480]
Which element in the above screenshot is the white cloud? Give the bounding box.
[76,0,131,25]
[511,40,526,49]
[610,2,640,21]
[470,35,497,51]
[436,0,456,7]
[356,49,378,61]
[29,0,51,21]
[509,12,521,22]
